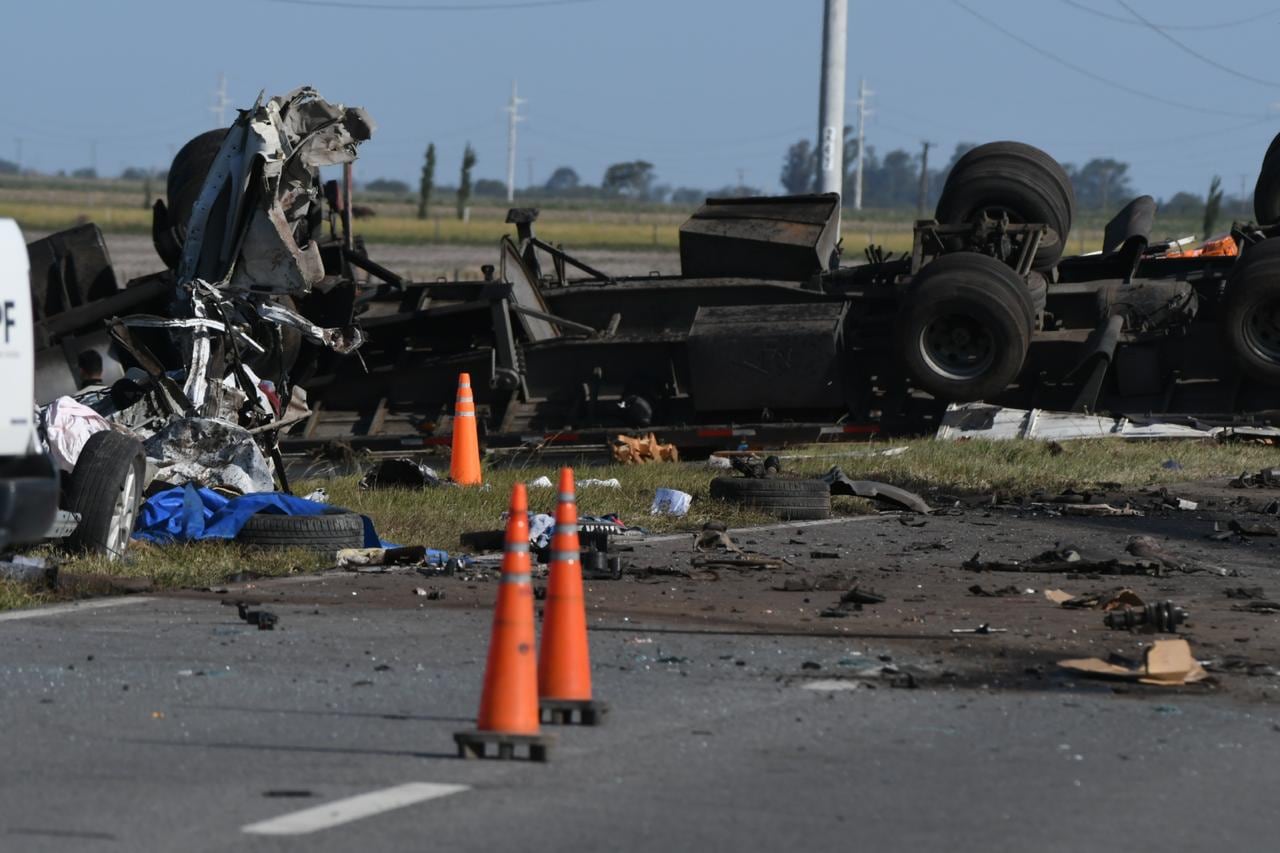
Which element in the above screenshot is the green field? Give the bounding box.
[0,175,1215,255]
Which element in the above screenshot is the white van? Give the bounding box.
[0,219,144,558]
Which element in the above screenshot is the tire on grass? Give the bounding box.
[65,430,145,560]
[709,477,832,521]
[1222,236,1280,385]
[935,141,1075,269]
[235,511,366,552]
[897,252,1033,403]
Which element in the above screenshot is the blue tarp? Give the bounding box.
[133,484,400,550]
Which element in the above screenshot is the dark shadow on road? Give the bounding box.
[119,737,459,761]
[175,703,472,724]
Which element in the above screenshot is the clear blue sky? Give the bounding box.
[4,0,1279,201]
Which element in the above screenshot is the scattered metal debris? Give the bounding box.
[822,467,930,513]
[1103,601,1189,633]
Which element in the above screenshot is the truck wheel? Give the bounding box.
[935,141,1075,269]
[65,430,145,560]
[166,128,227,232]
[1254,132,1280,225]
[1223,237,1280,384]
[235,511,366,552]
[709,477,832,520]
[898,252,1032,403]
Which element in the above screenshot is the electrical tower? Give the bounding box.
[853,77,873,211]
[211,73,230,127]
[505,81,526,204]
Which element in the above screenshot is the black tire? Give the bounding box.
[235,511,366,552]
[166,128,227,231]
[1255,132,1280,225]
[1222,237,1280,385]
[897,252,1033,403]
[65,430,145,559]
[936,141,1075,269]
[709,477,832,520]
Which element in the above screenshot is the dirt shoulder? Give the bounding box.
[163,477,1280,702]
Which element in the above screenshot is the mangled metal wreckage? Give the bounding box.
[31,104,1280,466]
[32,87,372,498]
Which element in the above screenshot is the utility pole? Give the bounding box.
[917,141,933,217]
[853,77,872,211]
[211,73,230,128]
[505,80,525,203]
[816,0,847,201]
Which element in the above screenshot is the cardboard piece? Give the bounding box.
[613,433,679,464]
[1044,589,1074,604]
[1058,638,1208,686]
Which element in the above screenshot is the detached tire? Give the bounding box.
[66,430,145,560]
[936,141,1075,269]
[235,511,366,552]
[898,252,1033,403]
[709,477,831,520]
[1222,237,1280,385]
[167,128,227,231]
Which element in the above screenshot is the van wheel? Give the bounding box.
[65,431,145,560]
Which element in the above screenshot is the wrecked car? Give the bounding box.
[12,88,375,556]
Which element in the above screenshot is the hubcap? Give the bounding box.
[106,465,139,560]
[920,314,996,381]
[1244,296,1280,364]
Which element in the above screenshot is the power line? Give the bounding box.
[1060,0,1278,31]
[1115,0,1280,89]
[951,0,1265,119]
[266,0,600,10]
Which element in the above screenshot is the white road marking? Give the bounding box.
[802,680,861,691]
[242,782,470,836]
[0,597,150,623]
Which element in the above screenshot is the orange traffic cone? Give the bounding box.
[454,483,554,761]
[450,372,482,486]
[538,467,608,725]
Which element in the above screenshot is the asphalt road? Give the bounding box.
[2,505,1279,852]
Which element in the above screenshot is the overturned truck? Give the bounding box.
[29,102,1280,458]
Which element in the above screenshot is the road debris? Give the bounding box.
[1103,601,1189,633]
[1229,468,1280,488]
[1058,639,1208,686]
[1057,587,1145,610]
[951,624,1008,634]
[233,602,278,631]
[613,433,678,464]
[964,545,1162,576]
[360,458,441,490]
[651,488,692,516]
[821,468,930,513]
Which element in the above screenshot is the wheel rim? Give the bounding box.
[919,314,996,381]
[106,465,139,560]
[1243,296,1280,364]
